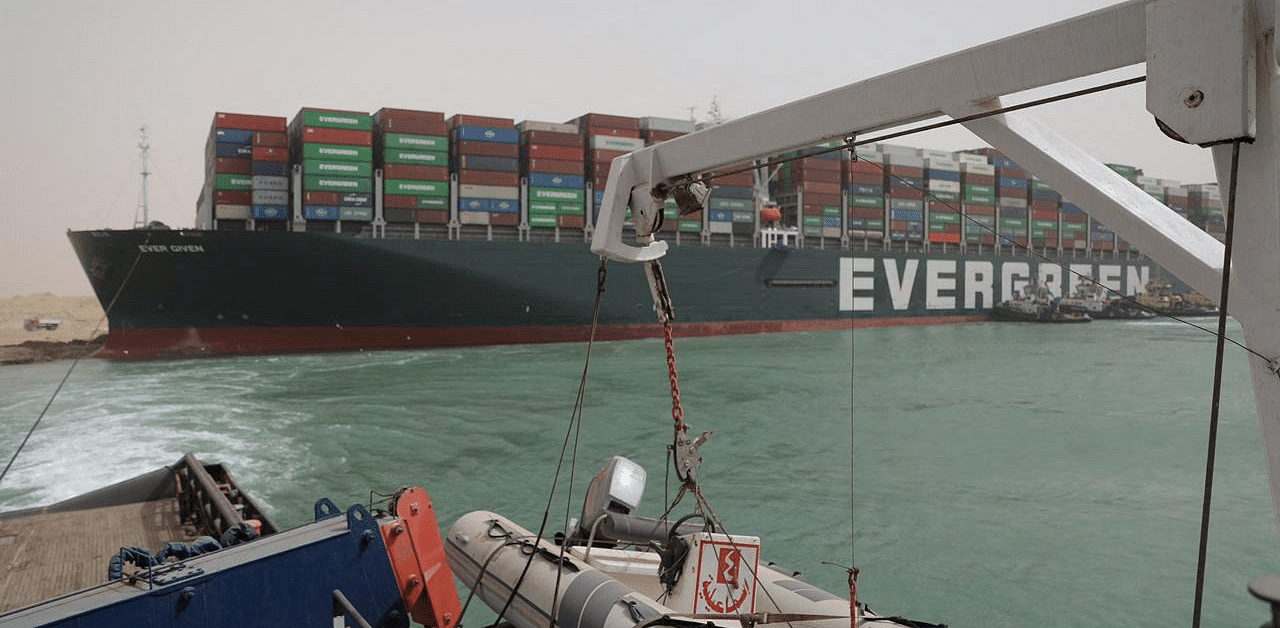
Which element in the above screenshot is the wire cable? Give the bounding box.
[1191,139,1243,628]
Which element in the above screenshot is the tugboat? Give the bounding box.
[991,278,1091,323]
[1134,279,1220,316]
[1057,278,1156,320]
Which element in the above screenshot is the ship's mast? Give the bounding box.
[134,126,151,229]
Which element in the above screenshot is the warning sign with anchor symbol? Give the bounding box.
[691,534,760,615]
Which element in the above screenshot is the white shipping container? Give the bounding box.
[928,179,962,193]
[458,184,519,200]
[961,163,996,175]
[252,190,288,205]
[640,116,696,133]
[956,152,990,165]
[252,175,289,190]
[590,135,645,152]
[709,221,733,234]
[214,204,251,220]
[918,148,952,160]
[924,158,961,171]
[459,210,490,225]
[518,120,579,134]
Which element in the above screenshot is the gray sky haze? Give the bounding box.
[1,1,1215,297]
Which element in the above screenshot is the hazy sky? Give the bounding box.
[0,0,1215,298]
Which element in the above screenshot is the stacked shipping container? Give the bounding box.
[201,112,289,229]
[450,114,520,227]
[375,108,450,225]
[640,117,695,233]
[290,108,374,227]
[520,120,586,230]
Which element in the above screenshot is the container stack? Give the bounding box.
[991,154,1029,247]
[449,114,520,227]
[1028,178,1061,248]
[923,156,962,243]
[1165,184,1190,219]
[375,108,450,226]
[1187,183,1224,240]
[202,112,289,228]
[290,108,374,226]
[640,117,694,233]
[520,120,586,230]
[884,148,925,242]
[957,153,996,245]
[571,114,648,226]
[846,152,887,239]
[1059,202,1088,249]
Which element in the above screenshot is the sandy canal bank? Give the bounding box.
[0,295,107,364]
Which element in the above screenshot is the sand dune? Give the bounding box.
[0,295,107,362]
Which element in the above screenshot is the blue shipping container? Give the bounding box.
[215,143,252,158]
[890,176,925,189]
[251,205,288,220]
[1062,202,1084,213]
[215,128,254,144]
[925,170,961,182]
[711,185,754,200]
[709,210,733,222]
[458,198,492,212]
[848,184,884,196]
[304,205,339,221]
[340,207,374,221]
[890,209,923,221]
[990,156,1020,169]
[490,199,519,213]
[997,176,1029,189]
[527,172,585,189]
[251,161,289,176]
[457,155,519,172]
[822,216,841,227]
[453,125,519,144]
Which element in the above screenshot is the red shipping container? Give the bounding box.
[252,146,288,163]
[645,130,686,142]
[489,212,519,227]
[889,188,924,200]
[454,140,519,158]
[802,191,842,205]
[213,157,251,174]
[1030,199,1060,212]
[525,159,585,175]
[801,205,826,216]
[458,170,520,186]
[301,127,373,146]
[253,131,288,147]
[591,174,612,190]
[375,108,446,134]
[848,161,884,175]
[304,191,341,205]
[800,157,843,172]
[384,164,449,180]
[1038,230,1059,240]
[848,207,884,219]
[558,214,585,228]
[589,149,628,162]
[887,165,924,179]
[794,169,843,183]
[799,181,842,196]
[417,209,449,224]
[448,113,514,128]
[214,112,286,132]
[966,205,996,216]
[525,144,583,161]
[996,186,1026,198]
[214,190,251,204]
[384,195,420,209]
[995,167,1028,179]
[1031,209,1059,220]
[963,174,996,185]
[522,130,583,147]
[573,113,641,130]
[585,127,642,139]
[929,232,962,243]
[848,172,886,185]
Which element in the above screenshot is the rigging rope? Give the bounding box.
[0,232,150,487]
[1191,139,1243,628]
[481,259,609,628]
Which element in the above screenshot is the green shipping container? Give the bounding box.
[963,184,994,195]
[802,216,823,227]
[303,175,371,193]
[529,187,585,203]
[864,219,884,229]
[929,191,960,202]
[384,179,448,196]
[529,214,558,228]
[664,208,678,219]
[558,203,585,215]
[998,217,1026,228]
[215,174,252,190]
[303,143,372,162]
[822,206,842,217]
[528,201,557,213]
[383,149,447,166]
[850,195,884,208]
[1031,180,1056,192]
[383,133,447,151]
[678,220,702,232]
[964,193,995,205]
[708,198,753,211]
[303,161,372,177]
[929,212,960,224]
[731,210,754,222]
[1032,228,1052,237]
[1033,219,1058,229]
[340,207,374,221]
[300,110,372,131]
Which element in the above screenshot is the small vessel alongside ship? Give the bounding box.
[1056,277,1157,320]
[989,278,1091,323]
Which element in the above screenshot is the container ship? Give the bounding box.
[68,108,1222,359]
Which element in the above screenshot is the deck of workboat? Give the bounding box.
[0,497,194,613]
